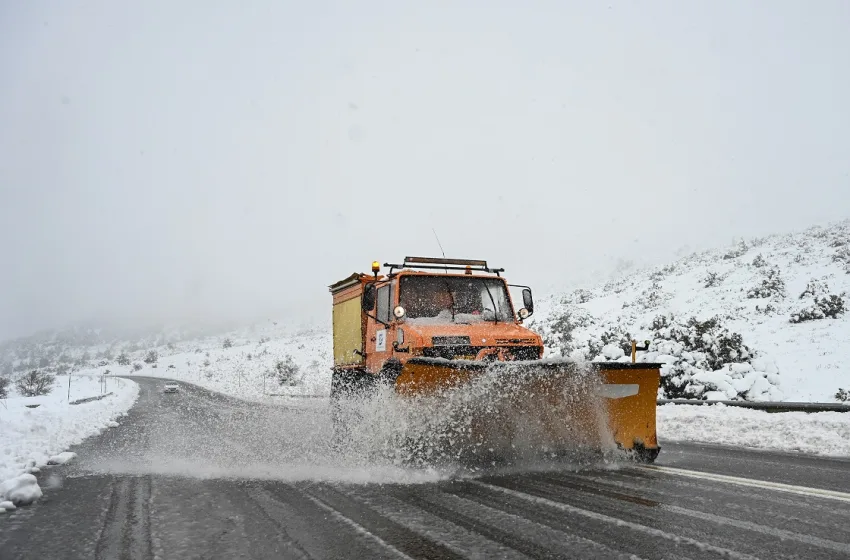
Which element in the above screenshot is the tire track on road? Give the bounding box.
[94,477,153,560]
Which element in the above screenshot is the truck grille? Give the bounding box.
[431,336,471,346]
[494,338,537,345]
[422,345,541,361]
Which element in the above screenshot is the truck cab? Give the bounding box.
[329,257,543,382]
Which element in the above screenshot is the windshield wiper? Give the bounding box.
[478,278,499,324]
[442,279,456,322]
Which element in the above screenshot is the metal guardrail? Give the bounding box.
[70,392,113,405]
[657,399,850,413]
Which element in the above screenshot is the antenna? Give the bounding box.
[432,229,448,274]
[432,229,446,258]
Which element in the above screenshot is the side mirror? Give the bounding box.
[522,288,534,316]
[362,284,376,311]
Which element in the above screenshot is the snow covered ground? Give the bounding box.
[75,325,332,403]
[530,219,850,402]
[0,374,139,510]
[657,403,850,457]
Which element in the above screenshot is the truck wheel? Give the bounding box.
[631,442,660,464]
[378,359,403,386]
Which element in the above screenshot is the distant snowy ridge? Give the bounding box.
[529,219,850,402]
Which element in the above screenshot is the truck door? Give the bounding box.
[366,282,395,372]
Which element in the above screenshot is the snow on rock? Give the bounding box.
[658,404,850,456]
[0,473,43,506]
[0,374,139,507]
[530,219,850,402]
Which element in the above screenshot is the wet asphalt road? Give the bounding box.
[2,377,850,560]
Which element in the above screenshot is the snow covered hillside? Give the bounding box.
[529,219,850,402]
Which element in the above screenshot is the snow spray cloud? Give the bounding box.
[88,360,617,483]
[326,359,618,474]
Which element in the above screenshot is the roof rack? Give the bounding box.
[384,256,505,276]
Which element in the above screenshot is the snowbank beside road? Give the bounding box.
[0,375,139,508]
[657,403,850,456]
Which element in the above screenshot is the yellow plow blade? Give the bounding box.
[394,358,661,463]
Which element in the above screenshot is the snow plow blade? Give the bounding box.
[394,358,662,462]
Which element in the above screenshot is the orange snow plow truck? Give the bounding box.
[329,257,661,462]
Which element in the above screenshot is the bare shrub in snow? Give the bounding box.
[15,370,55,397]
[746,267,785,299]
[275,356,300,386]
[836,388,849,402]
[258,336,270,345]
[116,352,130,366]
[755,303,777,315]
[132,363,143,371]
[0,376,9,399]
[222,338,233,349]
[143,350,158,364]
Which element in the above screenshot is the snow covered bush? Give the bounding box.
[640,281,669,309]
[833,246,850,264]
[222,338,233,349]
[751,254,768,268]
[143,350,158,364]
[755,303,777,315]
[604,314,782,401]
[836,388,849,402]
[722,240,748,260]
[571,289,593,304]
[703,271,722,288]
[132,362,143,371]
[116,352,130,365]
[0,376,9,399]
[790,295,846,323]
[534,306,592,357]
[587,327,632,360]
[274,356,300,386]
[747,267,785,299]
[15,370,55,397]
[790,280,846,323]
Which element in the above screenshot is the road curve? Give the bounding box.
[2,376,849,559]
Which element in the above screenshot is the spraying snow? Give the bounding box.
[83,366,620,484]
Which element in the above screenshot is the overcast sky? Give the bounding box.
[1,1,848,340]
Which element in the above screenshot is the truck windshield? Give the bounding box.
[399,276,513,324]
